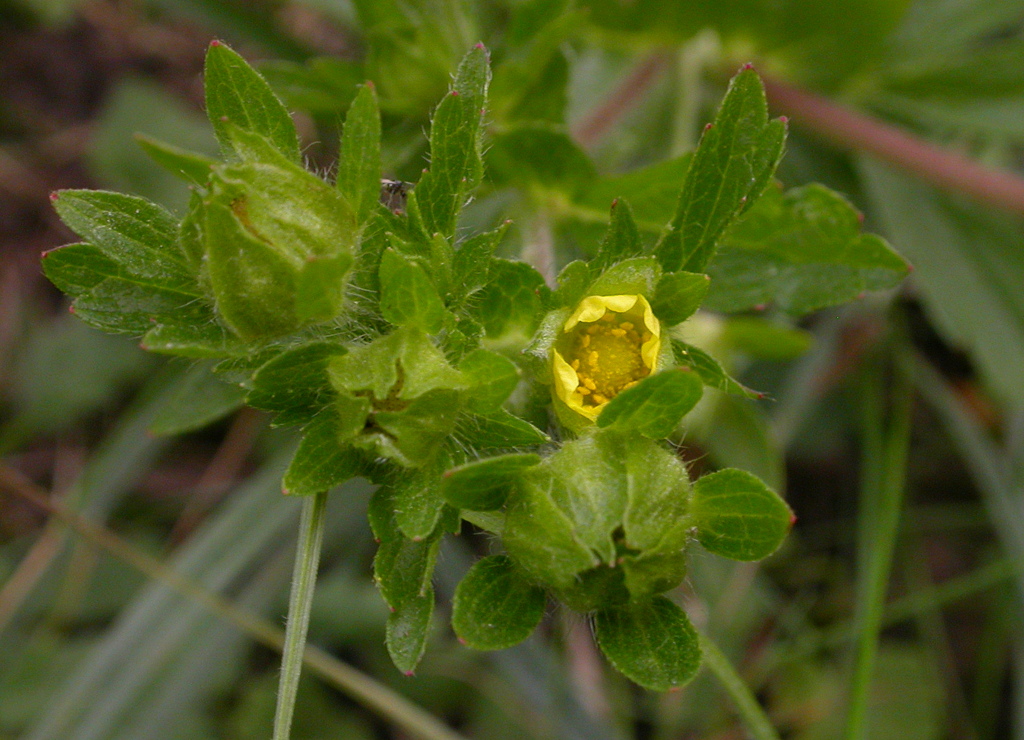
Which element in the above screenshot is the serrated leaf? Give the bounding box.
[465,409,550,449]
[282,409,365,496]
[594,596,701,691]
[148,361,245,435]
[459,348,520,414]
[452,556,546,650]
[592,199,644,274]
[441,453,540,511]
[70,278,211,336]
[378,248,447,333]
[706,183,910,315]
[451,221,509,304]
[134,133,217,185]
[651,271,710,326]
[655,68,786,273]
[414,45,491,238]
[337,83,381,224]
[372,390,462,468]
[204,41,301,164]
[247,342,346,426]
[597,369,704,438]
[53,190,195,292]
[690,468,792,561]
[42,243,123,297]
[386,588,434,675]
[671,340,760,398]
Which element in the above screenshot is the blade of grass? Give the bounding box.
[0,465,470,740]
[845,350,912,740]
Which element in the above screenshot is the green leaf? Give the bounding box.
[141,321,243,359]
[690,468,793,561]
[52,190,195,292]
[474,259,548,351]
[204,41,301,164]
[655,68,786,273]
[373,504,442,607]
[413,45,491,238]
[672,340,760,399]
[42,243,123,298]
[597,369,704,438]
[282,409,365,496]
[574,155,693,233]
[586,256,661,297]
[386,589,434,675]
[464,409,550,449]
[329,328,466,402]
[148,362,245,435]
[336,83,382,224]
[247,342,347,427]
[452,556,546,650]
[592,199,644,274]
[70,278,211,336]
[651,271,710,326]
[378,248,447,333]
[134,134,217,185]
[486,122,595,191]
[450,221,510,305]
[552,260,591,307]
[593,596,702,691]
[459,348,521,414]
[371,390,462,468]
[391,459,451,541]
[441,453,541,511]
[705,184,909,315]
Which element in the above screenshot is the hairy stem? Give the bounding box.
[273,491,328,740]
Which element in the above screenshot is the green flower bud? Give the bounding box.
[202,136,357,340]
[503,430,692,610]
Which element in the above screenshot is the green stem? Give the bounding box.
[273,491,328,740]
[844,355,913,740]
[699,632,781,740]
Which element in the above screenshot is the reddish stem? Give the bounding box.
[762,74,1024,215]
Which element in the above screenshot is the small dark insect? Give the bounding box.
[379,179,411,213]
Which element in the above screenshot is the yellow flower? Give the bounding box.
[552,294,661,420]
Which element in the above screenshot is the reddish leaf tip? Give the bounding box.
[742,62,755,70]
[610,197,619,208]
[856,291,867,300]
[789,512,798,526]
[457,636,468,646]
[365,80,375,89]
[220,115,230,122]
[404,670,416,677]
[209,39,222,47]
[753,303,767,311]
[450,90,460,97]
[704,123,713,131]
[778,115,789,124]
[474,42,486,50]
[49,191,59,202]
[68,304,76,314]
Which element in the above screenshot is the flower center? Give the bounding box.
[565,310,653,408]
